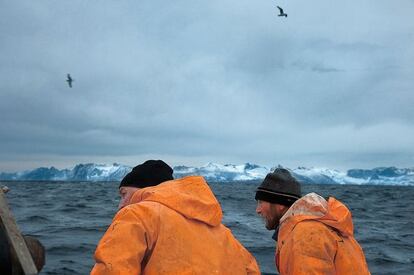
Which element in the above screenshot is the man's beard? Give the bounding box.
[265,216,278,230]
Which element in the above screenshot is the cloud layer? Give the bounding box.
[1,1,413,171]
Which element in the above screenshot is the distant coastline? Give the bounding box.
[1,163,413,186]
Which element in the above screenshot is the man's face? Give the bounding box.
[256,200,287,230]
[118,186,140,210]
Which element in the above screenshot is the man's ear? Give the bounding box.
[276,204,289,214]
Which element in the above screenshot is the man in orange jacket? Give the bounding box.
[91,160,260,274]
[255,168,371,275]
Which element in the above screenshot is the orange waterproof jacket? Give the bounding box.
[276,193,370,275]
[91,176,260,275]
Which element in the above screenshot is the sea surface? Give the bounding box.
[1,180,413,275]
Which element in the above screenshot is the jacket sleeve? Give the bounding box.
[280,221,337,275]
[91,203,159,275]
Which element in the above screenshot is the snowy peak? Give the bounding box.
[0,163,131,181]
[290,166,414,186]
[70,163,131,181]
[173,162,268,181]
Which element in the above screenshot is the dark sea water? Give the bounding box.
[2,180,414,275]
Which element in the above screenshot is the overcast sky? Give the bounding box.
[1,1,413,172]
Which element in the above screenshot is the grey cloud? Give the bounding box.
[1,0,414,171]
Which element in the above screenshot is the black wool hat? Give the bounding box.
[255,168,301,206]
[119,160,173,189]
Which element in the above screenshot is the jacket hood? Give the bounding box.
[279,193,354,238]
[128,176,223,226]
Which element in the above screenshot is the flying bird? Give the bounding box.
[66,73,73,88]
[277,6,288,17]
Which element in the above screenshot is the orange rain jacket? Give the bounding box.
[276,193,370,275]
[91,176,260,275]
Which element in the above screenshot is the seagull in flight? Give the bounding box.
[277,6,288,17]
[66,73,74,88]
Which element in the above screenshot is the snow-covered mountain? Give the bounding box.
[174,162,268,181]
[0,163,131,181]
[290,166,414,186]
[0,163,413,186]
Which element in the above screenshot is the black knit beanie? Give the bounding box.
[119,160,173,189]
[255,168,301,206]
